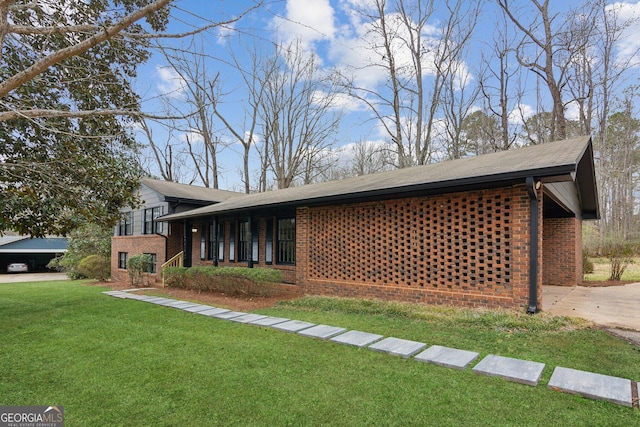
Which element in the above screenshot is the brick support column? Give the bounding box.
[543,217,582,286]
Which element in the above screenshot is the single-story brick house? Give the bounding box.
[114,136,598,312]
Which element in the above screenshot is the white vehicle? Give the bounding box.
[7,263,29,273]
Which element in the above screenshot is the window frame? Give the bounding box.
[276,217,296,265]
[143,253,157,274]
[118,212,133,236]
[143,206,163,235]
[265,218,273,265]
[217,222,225,262]
[229,221,235,262]
[238,220,250,262]
[118,252,128,269]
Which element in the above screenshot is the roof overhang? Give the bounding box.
[159,136,600,222]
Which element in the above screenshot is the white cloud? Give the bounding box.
[156,66,186,97]
[178,131,204,145]
[272,0,336,47]
[311,90,368,111]
[508,103,535,125]
[216,22,237,45]
[565,101,581,121]
[606,2,640,65]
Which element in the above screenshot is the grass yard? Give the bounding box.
[1,281,640,426]
[584,257,640,282]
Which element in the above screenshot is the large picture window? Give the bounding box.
[200,228,206,260]
[277,218,295,264]
[143,207,162,234]
[238,220,250,262]
[229,222,235,261]
[217,222,225,261]
[265,219,273,264]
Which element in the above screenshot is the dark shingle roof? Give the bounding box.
[160,136,598,221]
[141,178,241,203]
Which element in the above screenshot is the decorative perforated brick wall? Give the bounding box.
[543,217,582,286]
[296,184,540,310]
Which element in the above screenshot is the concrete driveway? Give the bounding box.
[0,272,68,283]
[543,283,640,331]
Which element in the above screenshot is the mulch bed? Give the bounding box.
[105,280,300,311]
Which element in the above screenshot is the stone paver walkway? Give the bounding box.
[103,289,639,409]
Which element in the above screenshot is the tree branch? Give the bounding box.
[0,0,173,99]
[0,108,195,122]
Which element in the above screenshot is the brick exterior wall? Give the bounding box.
[296,184,542,310]
[543,217,582,286]
[116,182,580,311]
[111,235,166,285]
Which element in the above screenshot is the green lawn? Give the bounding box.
[1,281,639,426]
[584,257,640,282]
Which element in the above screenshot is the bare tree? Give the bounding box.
[138,118,191,183]
[212,42,268,194]
[341,0,480,167]
[498,0,595,141]
[259,39,342,189]
[477,8,523,151]
[157,41,226,188]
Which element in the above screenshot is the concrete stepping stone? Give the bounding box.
[472,355,545,386]
[130,295,159,301]
[330,330,383,348]
[120,288,156,292]
[368,337,427,358]
[270,320,316,333]
[548,367,633,407]
[103,291,129,298]
[212,311,247,319]
[298,325,347,340]
[230,314,269,324]
[415,345,479,370]
[249,316,290,326]
[164,301,201,309]
[143,297,176,304]
[123,294,151,301]
[182,305,215,313]
[196,308,231,316]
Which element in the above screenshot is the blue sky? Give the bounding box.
[134,0,640,190]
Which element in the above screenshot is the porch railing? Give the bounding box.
[161,251,184,288]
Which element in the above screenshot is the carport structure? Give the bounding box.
[0,235,67,272]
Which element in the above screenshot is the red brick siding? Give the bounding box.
[296,185,539,310]
[111,235,166,285]
[543,217,582,286]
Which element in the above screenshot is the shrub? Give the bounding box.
[582,252,594,274]
[602,240,636,281]
[47,223,112,279]
[77,255,110,281]
[164,266,284,297]
[163,267,188,289]
[126,254,154,287]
